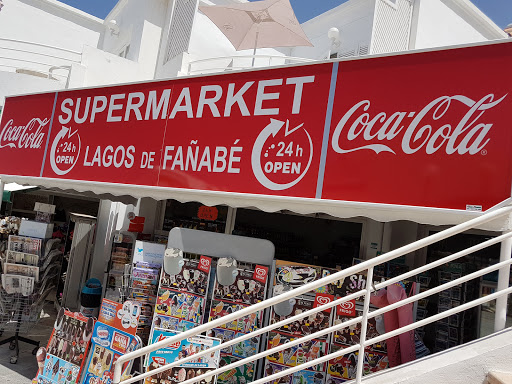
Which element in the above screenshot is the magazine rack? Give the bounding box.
[0,235,62,363]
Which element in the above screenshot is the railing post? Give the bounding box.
[355,266,374,384]
[495,234,512,332]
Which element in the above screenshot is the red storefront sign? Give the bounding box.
[1,42,512,210]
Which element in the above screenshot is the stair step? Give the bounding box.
[486,372,512,384]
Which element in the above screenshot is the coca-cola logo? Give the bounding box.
[0,118,48,149]
[331,94,507,155]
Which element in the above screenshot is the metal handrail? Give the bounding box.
[0,37,82,55]
[113,205,512,384]
[114,233,512,384]
[0,46,81,62]
[0,63,69,80]
[187,54,317,74]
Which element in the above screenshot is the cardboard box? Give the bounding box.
[133,240,165,266]
[19,220,54,239]
[33,202,56,214]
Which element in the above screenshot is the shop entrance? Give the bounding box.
[232,209,363,269]
[421,231,512,353]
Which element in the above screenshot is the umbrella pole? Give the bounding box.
[252,30,259,67]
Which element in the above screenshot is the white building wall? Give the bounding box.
[371,0,413,54]
[0,0,102,52]
[291,0,375,60]
[411,0,506,50]
[0,0,103,106]
[102,0,168,81]
[0,71,62,106]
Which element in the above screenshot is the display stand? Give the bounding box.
[145,228,275,382]
[0,293,41,363]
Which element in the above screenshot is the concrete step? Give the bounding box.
[361,328,512,384]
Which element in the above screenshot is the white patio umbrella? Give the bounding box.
[199,0,313,65]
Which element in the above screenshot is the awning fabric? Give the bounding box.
[2,175,510,232]
[2,182,39,202]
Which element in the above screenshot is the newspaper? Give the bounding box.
[3,263,40,282]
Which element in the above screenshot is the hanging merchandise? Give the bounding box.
[144,328,221,384]
[36,309,94,384]
[129,240,166,344]
[369,283,416,367]
[208,264,269,384]
[130,262,161,343]
[81,299,142,384]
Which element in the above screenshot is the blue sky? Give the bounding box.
[60,0,511,28]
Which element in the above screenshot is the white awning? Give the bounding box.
[2,175,510,232]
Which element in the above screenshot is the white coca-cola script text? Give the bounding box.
[0,118,49,149]
[331,94,507,155]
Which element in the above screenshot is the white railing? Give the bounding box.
[0,37,81,82]
[187,54,317,75]
[113,205,512,384]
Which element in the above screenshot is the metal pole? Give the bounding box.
[494,234,512,331]
[252,29,259,67]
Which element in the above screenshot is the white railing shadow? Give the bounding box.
[113,205,512,384]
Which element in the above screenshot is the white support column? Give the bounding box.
[494,234,512,332]
[225,207,237,234]
[0,180,4,213]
